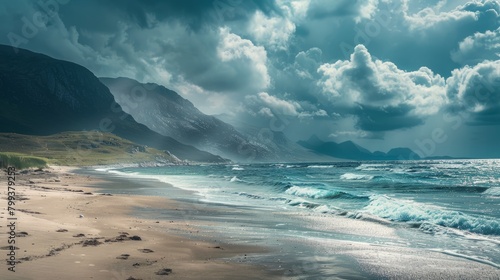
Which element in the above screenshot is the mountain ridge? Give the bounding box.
[0,44,226,163]
[100,77,312,162]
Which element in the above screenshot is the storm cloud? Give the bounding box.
[1,0,500,157]
[317,45,446,132]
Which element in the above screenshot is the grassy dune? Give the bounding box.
[0,131,179,166]
[0,152,48,169]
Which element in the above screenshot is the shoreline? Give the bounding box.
[83,165,500,279]
[2,165,499,279]
[0,166,280,280]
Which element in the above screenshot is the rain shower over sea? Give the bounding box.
[96,159,500,276]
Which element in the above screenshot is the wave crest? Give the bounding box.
[340,173,375,180]
[307,165,334,169]
[285,185,366,200]
[364,196,500,235]
[483,187,500,196]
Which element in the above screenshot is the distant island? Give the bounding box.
[298,135,454,161]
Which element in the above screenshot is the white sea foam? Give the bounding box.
[97,169,212,197]
[106,169,140,176]
[286,186,332,199]
[232,167,245,171]
[433,163,469,169]
[312,205,352,217]
[431,249,500,269]
[355,164,391,171]
[94,168,112,172]
[285,185,364,200]
[307,165,334,169]
[230,176,242,182]
[364,196,500,235]
[483,187,500,196]
[287,198,320,208]
[340,173,374,180]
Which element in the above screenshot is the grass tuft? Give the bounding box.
[0,152,48,169]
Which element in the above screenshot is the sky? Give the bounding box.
[1,0,500,158]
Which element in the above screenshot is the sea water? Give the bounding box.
[98,159,500,273]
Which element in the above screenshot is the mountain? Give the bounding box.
[0,45,226,163]
[298,135,422,160]
[100,77,305,162]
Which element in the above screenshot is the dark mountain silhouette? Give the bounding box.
[0,45,226,163]
[297,135,421,160]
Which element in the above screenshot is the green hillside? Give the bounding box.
[0,131,179,166]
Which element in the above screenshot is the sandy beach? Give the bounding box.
[0,166,278,280]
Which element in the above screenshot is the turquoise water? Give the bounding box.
[101,159,500,269]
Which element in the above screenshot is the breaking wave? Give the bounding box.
[364,196,500,236]
[307,165,335,169]
[483,187,500,197]
[340,173,375,180]
[285,185,368,200]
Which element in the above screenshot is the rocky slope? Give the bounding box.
[101,77,279,162]
[0,45,225,163]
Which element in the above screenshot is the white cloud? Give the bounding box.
[245,91,328,119]
[257,92,301,115]
[357,0,379,22]
[217,27,270,89]
[298,109,328,119]
[403,6,472,29]
[318,44,446,113]
[247,0,311,51]
[293,47,322,79]
[402,0,500,30]
[329,130,369,139]
[317,44,446,131]
[281,0,311,20]
[247,9,296,50]
[258,107,274,117]
[446,59,500,124]
[452,28,500,65]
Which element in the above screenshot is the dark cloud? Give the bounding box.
[307,0,377,20]
[0,0,274,99]
[354,104,425,131]
[388,0,500,74]
[307,0,360,19]
[59,0,279,30]
[446,60,500,125]
[271,47,323,106]
[1,0,500,157]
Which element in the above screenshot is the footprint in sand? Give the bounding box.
[116,254,130,260]
[138,249,154,253]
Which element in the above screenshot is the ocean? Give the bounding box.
[95,159,500,278]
